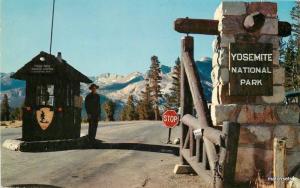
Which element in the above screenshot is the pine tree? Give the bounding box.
[165,57,181,110]
[137,79,154,120]
[1,94,10,121]
[291,1,300,38]
[149,56,162,120]
[103,100,115,121]
[284,2,300,91]
[121,95,138,121]
[11,107,21,120]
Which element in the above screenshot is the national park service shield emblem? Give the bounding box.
[36,107,54,130]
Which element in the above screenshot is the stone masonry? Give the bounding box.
[211,2,300,183]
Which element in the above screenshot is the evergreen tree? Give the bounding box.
[1,94,10,121]
[103,100,115,121]
[165,57,181,109]
[121,95,138,121]
[279,38,286,65]
[149,56,162,120]
[284,2,300,91]
[137,80,154,120]
[11,107,22,120]
[291,1,300,38]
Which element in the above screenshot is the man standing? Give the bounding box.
[85,84,100,141]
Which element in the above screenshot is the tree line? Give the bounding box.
[282,1,300,91]
[119,56,181,121]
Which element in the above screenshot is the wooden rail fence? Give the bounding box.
[178,35,240,188]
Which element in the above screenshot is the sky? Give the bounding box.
[0,0,295,76]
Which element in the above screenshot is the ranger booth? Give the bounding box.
[11,51,92,141]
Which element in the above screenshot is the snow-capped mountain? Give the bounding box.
[0,58,212,119]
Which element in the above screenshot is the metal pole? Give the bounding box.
[167,128,172,144]
[49,0,56,54]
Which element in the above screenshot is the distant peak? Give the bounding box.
[160,65,171,74]
[199,57,212,62]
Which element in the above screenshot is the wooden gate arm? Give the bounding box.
[174,18,291,37]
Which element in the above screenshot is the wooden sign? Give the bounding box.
[229,43,273,96]
[30,63,55,74]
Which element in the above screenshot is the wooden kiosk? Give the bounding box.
[11,51,92,141]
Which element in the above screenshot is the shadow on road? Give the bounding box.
[5,184,62,188]
[18,137,179,156]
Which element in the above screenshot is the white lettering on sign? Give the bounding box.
[231,53,272,62]
[231,67,272,74]
[240,79,262,86]
[163,115,178,123]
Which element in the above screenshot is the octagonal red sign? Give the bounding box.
[162,110,179,128]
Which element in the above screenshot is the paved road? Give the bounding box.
[1,121,205,188]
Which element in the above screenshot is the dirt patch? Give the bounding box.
[1,121,22,128]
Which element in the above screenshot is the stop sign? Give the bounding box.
[162,110,179,128]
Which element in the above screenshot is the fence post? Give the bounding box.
[273,137,286,188]
[221,121,240,187]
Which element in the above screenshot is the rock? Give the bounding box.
[219,48,229,67]
[211,104,299,125]
[261,86,285,104]
[274,126,297,148]
[173,164,194,174]
[237,105,278,124]
[235,147,273,183]
[211,104,239,125]
[212,52,219,68]
[2,139,23,151]
[212,38,219,53]
[214,2,246,21]
[276,104,300,124]
[287,177,300,188]
[211,86,219,105]
[239,124,300,149]
[246,2,277,18]
[211,66,229,85]
[260,18,278,35]
[273,50,280,65]
[219,16,245,34]
[258,35,279,49]
[220,33,235,47]
[173,138,180,145]
[273,67,285,85]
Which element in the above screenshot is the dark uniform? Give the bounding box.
[85,92,100,140]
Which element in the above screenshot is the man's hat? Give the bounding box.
[89,83,99,90]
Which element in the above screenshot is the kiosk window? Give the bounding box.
[66,85,74,106]
[36,85,54,106]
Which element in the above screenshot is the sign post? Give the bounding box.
[162,110,180,144]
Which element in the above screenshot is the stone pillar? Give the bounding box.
[211,2,300,183]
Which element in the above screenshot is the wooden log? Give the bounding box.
[273,137,287,188]
[174,18,219,35]
[181,148,213,187]
[222,121,240,187]
[189,128,196,157]
[183,129,190,149]
[179,38,194,165]
[202,143,209,170]
[181,36,213,128]
[174,18,291,37]
[203,137,218,175]
[196,137,201,163]
[182,114,223,145]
